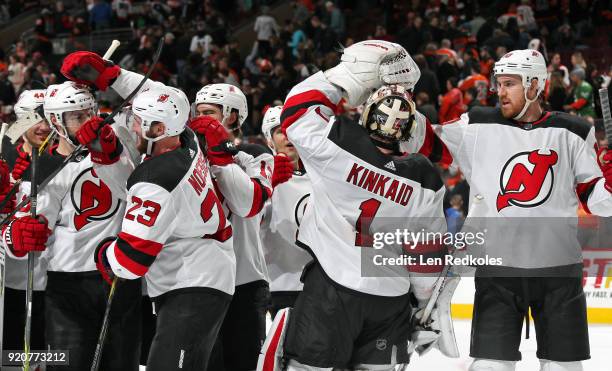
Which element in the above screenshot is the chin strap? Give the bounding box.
[513,89,539,121]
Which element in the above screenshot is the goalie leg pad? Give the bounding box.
[539,360,583,371]
[434,275,461,358]
[257,307,291,371]
[469,359,518,371]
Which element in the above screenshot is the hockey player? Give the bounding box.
[259,105,312,317]
[0,89,65,369]
[189,84,292,370]
[60,52,237,370]
[410,49,612,371]
[1,81,142,371]
[260,40,454,370]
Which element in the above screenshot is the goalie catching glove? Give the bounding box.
[76,116,123,165]
[61,51,121,91]
[324,40,421,106]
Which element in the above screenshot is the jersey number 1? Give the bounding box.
[355,198,381,247]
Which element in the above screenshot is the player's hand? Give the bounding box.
[6,215,51,257]
[189,116,237,166]
[0,159,16,213]
[61,51,120,91]
[12,145,30,180]
[272,153,293,188]
[408,307,441,356]
[76,116,121,164]
[94,237,116,285]
[597,148,612,192]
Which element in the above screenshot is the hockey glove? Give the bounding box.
[189,116,237,166]
[94,237,116,285]
[0,159,16,213]
[596,148,612,193]
[4,215,51,258]
[12,144,30,180]
[272,153,293,188]
[61,51,120,91]
[76,116,122,164]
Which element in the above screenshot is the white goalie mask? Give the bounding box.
[360,84,417,151]
[43,82,97,145]
[492,49,548,120]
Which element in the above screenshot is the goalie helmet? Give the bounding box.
[261,105,283,143]
[359,84,416,151]
[492,49,548,119]
[6,89,48,143]
[132,86,190,155]
[193,83,248,129]
[43,82,96,143]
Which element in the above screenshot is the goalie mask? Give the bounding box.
[359,84,416,152]
[7,89,47,143]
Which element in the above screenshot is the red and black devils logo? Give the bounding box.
[496,149,558,211]
[71,167,120,231]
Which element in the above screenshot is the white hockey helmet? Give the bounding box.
[493,49,548,119]
[6,89,47,143]
[132,86,190,155]
[359,84,417,151]
[261,105,283,143]
[43,81,96,143]
[193,83,248,128]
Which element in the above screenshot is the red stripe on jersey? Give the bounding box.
[576,177,601,214]
[113,243,149,276]
[246,179,271,218]
[261,310,287,371]
[418,121,453,166]
[408,262,444,273]
[118,231,163,256]
[281,89,337,133]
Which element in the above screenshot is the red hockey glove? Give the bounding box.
[11,144,30,180]
[597,148,612,193]
[272,153,293,188]
[5,215,51,257]
[76,116,122,164]
[0,159,16,213]
[94,237,116,285]
[189,116,237,166]
[61,51,120,91]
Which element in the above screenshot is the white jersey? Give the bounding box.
[3,149,128,273]
[103,129,236,297]
[211,144,274,286]
[1,142,64,290]
[281,72,447,297]
[261,169,313,292]
[411,107,612,268]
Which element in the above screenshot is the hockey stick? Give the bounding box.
[0,37,164,227]
[598,88,612,151]
[0,130,57,215]
[90,276,118,371]
[22,145,38,371]
[0,122,8,358]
